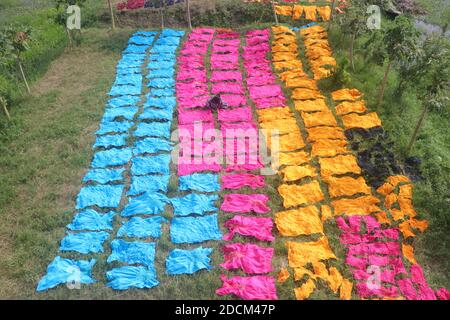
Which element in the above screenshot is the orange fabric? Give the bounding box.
[399,184,413,199]
[409,218,428,233]
[300,25,325,37]
[387,175,410,187]
[278,181,325,208]
[399,221,415,238]
[311,139,348,158]
[272,52,299,62]
[259,118,299,134]
[332,196,381,216]
[335,101,367,116]
[342,112,382,130]
[398,197,417,217]
[384,193,398,209]
[286,78,318,90]
[292,88,324,100]
[265,131,306,152]
[257,107,293,122]
[375,211,391,225]
[295,279,316,300]
[340,279,353,300]
[301,110,338,127]
[278,151,310,167]
[402,243,417,264]
[312,261,329,279]
[390,209,406,221]
[274,5,293,16]
[319,154,362,178]
[328,267,344,294]
[306,126,346,142]
[272,43,298,53]
[303,5,318,21]
[331,88,363,101]
[294,99,328,112]
[294,267,316,281]
[321,205,333,222]
[287,237,337,268]
[326,176,372,198]
[275,206,323,236]
[317,6,332,21]
[292,5,304,20]
[280,69,308,82]
[376,182,395,196]
[272,25,295,35]
[279,165,318,182]
[274,60,303,71]
[278,268,290,284]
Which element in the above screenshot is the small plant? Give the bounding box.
[205,95,228,111]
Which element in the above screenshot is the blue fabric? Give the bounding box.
[114,75,142,88]
[146,68,175,79]
[127,175,170,196]
[150,46,178,54]
[161,29,185,38]
[138,107,172,121]
[93,134,128,149]
[109,84,141,96]
[150,88,175,97]
[102,107,138,121]
[166,247,213,275]
[60,231,109,254]
[147,78,175,89]
[179,174,220,193]
[67,210,115,231]
[147,61,175,70]
[83,168,125,184]
[144,96,176,109]
[116,59,143,69]
[133,137,173,155]
[121,192,169,217]
[76,184,124,209]
[123,45,148,54]
[117,216,167,238]
[36,256,96,292]
[155,37,182,46]
[170,194,218,216]
[108,95,140,108]
[107,239,156,267]
[120,54,145,62]
[92,148,132,168]
[134,122,171,139]
[128,36,155,46]
[134,31,158,37]
[116,67,141,75]
[131,154,171,175]
[171,214,222,244]
[96,121,133,135]
[148,54,176,62]
[106,266,159,290]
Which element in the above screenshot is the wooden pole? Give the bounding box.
[271,1,279,25]
[0,97,11,121]
[186,0,192,30]
[18,59,31,94]
[107,0,116,30]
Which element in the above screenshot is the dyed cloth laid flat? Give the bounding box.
[92,148,132,168]
[331,88,363,101]
[319,154,362,179]
[218,107,253,123]
[275,206,323,236]
[67,210,115,231]
[166,247,213,275]
[108,95,140,108]
[287,237,337,268]
[133,137,173,155]
[211,83,244,95]
[306,126,346,142]
[144,96,176,109]
[107,239,156,268]
[221,174,265,190]
[332,196,381,216]
[178,109,214,125]
[278,182,324,208]
[341,112,382,130]
[223,215,274,242]
[210,71,242,82]
[83,168,125,184]
[248,85,283,99]
[216,275,277,300]
[170,194,218,216]
[171,214,222,244]
[102,107,138,121]
[93,134,127,149]
[220,94,247,107]
[121,192,169,216]
[311,139,348,158]
[335,101,367,116]
[36,256,96,292]
[220,194,270,214]
[294,99,328,112]
[60,231,109,254]
[301,110,338,127]
[131,154,171,175]
[134,122,171,139]
[76,185,124,209]
[127,175,170,195]
[178,163,222,176]
[97,120,133,135]
[326,176,372,198]
[106,266,159,290]
[138,107,173,121]
[279,165,317,182]
[178,173,220,193]
[117,216,167,239]
[220,243,273,274]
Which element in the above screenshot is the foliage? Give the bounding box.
[384,15,420,66]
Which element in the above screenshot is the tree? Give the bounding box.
[375,15,419,110]
[54,0,87,47]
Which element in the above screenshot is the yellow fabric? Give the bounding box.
[332,88,363,101]
[319,154,362,178]
[399,221,415,238]
[409,218,428,233]
[387,175,410,187]
[340,279,353,300]
[275,206,323,236]
[375,211,391,225]
[279,165,318,182]
[342,112,382,130]
[280,69,308,81]
[306,126,346,142]
[266,132,306,152]
[295,279,316,300]
[300,25,325,37]
[273,60,303,71]
[317,6,332,21]
[301,110,338,127]
[257,107,293,122]
[376,182,395,196]
[292,88,324,100]
[278,181,324,208]
[292,5,304,20]
[328,267,344,294]
[398,197,417,217]
[294,267,316,281]
[277,151,310,167]
[390,209,405,221]
[272,25,295,35]
[259,118,298,134]
[311,139,348,158]
[399,184,413,199]
[332,196,381,216]
[272,52,299,62]
[287,237,337,268]
[277,268,290,284]
[294,99,328,112]
[272,43,298,53]
[303,5,318,21]
[275,5,293,17]
[312,261,329,279]
[402,243,417,264]
[321,205,333,222]
[286,78,318,90]
[335,101,367,116]
[384,193,398,209]
[326,176,372,198]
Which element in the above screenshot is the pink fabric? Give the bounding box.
[223,215,274,242]
[211,61,239,70]
[220,94,247,107]
[225,162,264,172]
[212,45,239,54]
[221,194,270,214]
[346,255,367,269]
[222,174,265,190]
[178,110,214,125]
[253,96,287,109]
[248,85,284,100]
[213,39,240,47]
[179,140,220,158]
[218,107,253,123]
[178,163,221,176]
[215,32,240,39]
[220,243,273,274]
[178,122,216,141]
[211,83,244,95]
[211,71,242,82]
[216,275,277,300]
[356,282,400,299]
[246,76,276,87]
[178,95,210,109]
[211,54,239,63]
[436,288,450,300]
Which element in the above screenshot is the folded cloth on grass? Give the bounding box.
[127,175,170,196]
[138,107,173,121]
[93,134,128,149]
[117,216,167,239]
[218,107,253,123]
[248,85,283,100]
[134,122,171,139]
[178,109,214,124]
[144,96,176,109]
[121,192,169,216]
[221,174,265,190]
[211,83,244,95]
[221,194,270,214]
[178,163,222,176]
[211,71,242,82]
[278,181,324,208]
[287,237,337,268]
[133,137,173,155]
[150,88,176,97]
[220,243,273,274]
[36,256,96,292]
[179,173,220,193]
[131,154,171,175]
[170,194,218,216]
[223,216,274,242]
[171,214,222,244]
[76,185,124,209]
[96,120,133,135]
[106,266,159,290]
[216,275,277,300]
[275,206,323,237]
[92,148,132,168]
[220,94,247,107]
[83,168,125,184]
[108,95,140,108]
[107,239,156,267]
[147,67,175,79]
[60,231,109,254]
[147,78,175,89]
[67,210,115,231]
[166,247,213,275]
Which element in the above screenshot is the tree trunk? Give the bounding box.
[18,59,31,94]
[406,103,428,156]
[271,1,279,25]
[186,0,192,29]
[160,6,165,29]
[376,60,393,110]
[0,98,11,121]
[328,0,337,31]
[349,32,356,71]
[107,0,116,30]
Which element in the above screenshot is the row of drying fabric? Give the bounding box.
[36,31,158,292]
[212,29,277,300]
[117,0,184,11]
[105,29,186,290]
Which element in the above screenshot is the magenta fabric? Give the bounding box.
[212,46,239,54]
[221,194,270,214]
[222,174,265,190]
[223,215,274,242]
[211,61,239,70]
[253,97,287,109]
[213,39,240,47]
[211,83,244,95]
[178,110,214,125]
[216,275,277,300]
[248,85,284,100]
[220,243,273,274]
[436,288,450,300]
[220,94,247,107]
[178,122,216,141]
[178,163,221,176]
[211,54,239,63]
[179,140,221,159]
[211,71,242,82]
[218,107,253,123]
[178,95,210,109]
